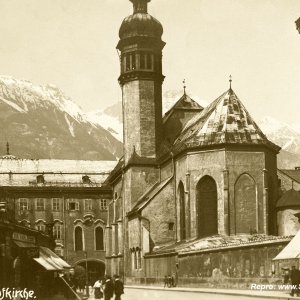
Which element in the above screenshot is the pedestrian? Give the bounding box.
[93,277,104,299]
[113,275,124,300]
[164,275,168,288]
[103,276,114,300]
[289,266,300,297]
[171,274,175,287]
[167,275,172,288]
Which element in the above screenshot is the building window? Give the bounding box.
[52,198,60,211]
[100,199,107,211]
[137,249,142,269]
[36,224,45,232]
[140,53,146,69]
[36,198,45,211]
[82,175,91,184]
[146,53,152,69]
[168,222,174,231]
[53,224,62,240]
[84,199,92,211]
[74,226,83,251]
[95,227,104,250]
[68,200,79,211]
[114,192,118,200]
[36,175,45,184]
[19,199,28,211]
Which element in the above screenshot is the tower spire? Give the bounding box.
[130,0,150,14]
[229,75,232,90]
[183,79,186,95]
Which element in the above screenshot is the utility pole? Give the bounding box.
[84,251,89,297]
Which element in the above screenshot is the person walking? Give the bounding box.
[103,276,114,300]
[93,277,103,299]
[163,275,168,288]
[290,266,300,297]
[113,275,124,300]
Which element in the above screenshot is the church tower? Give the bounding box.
[117,0,165,164]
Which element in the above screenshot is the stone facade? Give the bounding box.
[105,0,284,287]
[0,158,116,283]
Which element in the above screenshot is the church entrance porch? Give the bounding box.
[75,259,105,285]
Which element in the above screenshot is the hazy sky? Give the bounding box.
[0,0,299,123]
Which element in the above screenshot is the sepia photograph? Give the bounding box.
[0,0,300,299]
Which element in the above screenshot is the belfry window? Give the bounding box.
[146,54,152,70]
[140,53,146,69]
[126,54,131,71]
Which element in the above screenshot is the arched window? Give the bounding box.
[137,249,142,269]
[178,181,186,240]
[196,176,218,238]
[95,227,104,250]
[74,226,83,251]
[234,174,257,234]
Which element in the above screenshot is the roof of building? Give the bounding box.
[163,93,203,124]
[173,89,280,152]
[149,234,292,256]
[0,158,117,187]
[273,230,300,260]
[128,176,173,215]
[277,189,300,208]
[279,169,300,184]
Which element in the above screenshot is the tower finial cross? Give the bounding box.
[229,75,232,90]
[183,79,186,95]
[6,142,9,155]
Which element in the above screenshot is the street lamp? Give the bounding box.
[84,251,89,297]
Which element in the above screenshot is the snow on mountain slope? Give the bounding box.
[259,116,300,154]
[0,76,122,160]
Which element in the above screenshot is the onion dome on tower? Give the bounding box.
[119,0,163,40]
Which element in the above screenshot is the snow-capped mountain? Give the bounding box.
[259,116,300,154]
[87,102,123,142]
[0,76,122,160]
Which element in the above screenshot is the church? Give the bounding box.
[105,0,293,287]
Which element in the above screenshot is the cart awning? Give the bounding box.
[33,246,71,271]
[273,231,300,260]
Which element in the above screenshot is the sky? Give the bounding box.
[0,0,299,123]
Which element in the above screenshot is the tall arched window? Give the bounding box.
[234,174,257,234]
[178,181,186,240]
[196,176,218,238]
[74,226,83,251]
[95,227,104,250]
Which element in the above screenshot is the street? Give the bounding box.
[87,287,292,300]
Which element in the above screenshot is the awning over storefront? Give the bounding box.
[273,230,300,260]
[33,247,71,271]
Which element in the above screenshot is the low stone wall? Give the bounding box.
[134,239,292,289]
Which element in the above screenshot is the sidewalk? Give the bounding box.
[124,285,299,299]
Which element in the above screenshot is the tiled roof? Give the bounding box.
[173,89,280,152]
[0,158,117,187]
[279,169,300,184]
[128,176,173,215]
[163,93,203,124]
[277,189,300,208]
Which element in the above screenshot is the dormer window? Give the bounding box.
[82,175,91,184]
[37,175,45,184]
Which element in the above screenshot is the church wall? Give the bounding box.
[265,150,279,235]
[160,161,173,181]
[225,150,266,235]
[175,150,226,239]
[142,179,175,246]
[123,166,159,211]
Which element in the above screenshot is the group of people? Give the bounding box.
[163,274,176,288]
[93,275,124,300]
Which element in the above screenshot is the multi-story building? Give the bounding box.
[0,153,116,283]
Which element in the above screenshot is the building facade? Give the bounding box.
[0,155,116,283]
[105,0,291,287]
